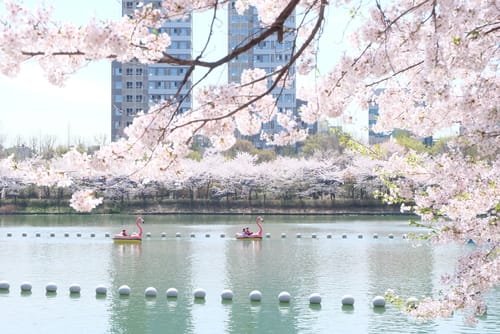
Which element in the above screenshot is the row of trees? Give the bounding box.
[1,130,447,207]
[0,133,107,160]
[1,132,392,206]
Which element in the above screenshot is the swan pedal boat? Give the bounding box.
[236,216,264,240]
[113,217,144,243]
[112,235,142,243]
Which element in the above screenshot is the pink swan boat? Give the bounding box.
[113,217,144,242]
[236,216,264,240]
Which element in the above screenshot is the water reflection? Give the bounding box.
[0,215,498,334]
[366,239,435,333]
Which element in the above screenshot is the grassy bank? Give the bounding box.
[0,198,404,215]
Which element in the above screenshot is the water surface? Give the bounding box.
[0,214,498,333]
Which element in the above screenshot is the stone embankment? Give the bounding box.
[0,198,406,215]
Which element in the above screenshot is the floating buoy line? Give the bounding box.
[0,279,393,308]
[1,232,413,240]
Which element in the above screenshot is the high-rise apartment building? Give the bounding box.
[111,1,192,141]
[227,1,298,148]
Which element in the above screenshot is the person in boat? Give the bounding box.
[121,229,128,236]
[245,227,252,235]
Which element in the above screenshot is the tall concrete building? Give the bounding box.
[111,0,192,141]
[227,1,298,148]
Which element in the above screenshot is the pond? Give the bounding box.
[0,214,498,334]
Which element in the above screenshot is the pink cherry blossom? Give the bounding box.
[0,0,498,324]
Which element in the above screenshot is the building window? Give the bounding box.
[126,82,133,89]
[136,95,143,102]
[369,105,379,115]
[126,95,133,102]
[135,82,143,89]
[126,108,134,116]
[135,68,143,75]
[257,41,268,48]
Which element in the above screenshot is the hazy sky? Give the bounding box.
[0,0,122,146]
[0,1,352,147]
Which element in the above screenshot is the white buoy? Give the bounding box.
[220,233,226,238]
[118,285,131,295]
[22,233,27,237]
[220,289,234,300]
[312,233,317,239]
[146,232,151,238]
[105,233,110,238]
[161,232,167,238]
[357,234,363,239]
[266,233,271,238]
[373,233,379,239]
[0,280,10,290]
[388,233,394,239]
[20,282,32,292]
[194,288,206,299]
[69,283,82,293]
[95,285,107,295]
[145,287,157,297]
[309,293,321,304]
[190,233,196,238]
[76,233,82,237]
[372,296,386,307]
[90,233,95,238]
[296,233,301,238]
[50,232,55,237]
[326,234,332,239]
[69,283,81,294]
[402,234,408,239]
[7,233,12,237]
[176,232,181,238]
[166,288,178,298]
[406,297,418,308]
[46,282,57,293]
[278,291,291,303]
[342,233,347,239]
[64,233,70,237]
[281,233,287,238]
[36,233,41,237]
[249,290,262,301]
[341,294,355,306]
[205,234,210,238]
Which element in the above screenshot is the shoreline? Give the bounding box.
[0,198,412,216]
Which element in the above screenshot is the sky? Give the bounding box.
[0,0,122,147]
[0,1,353,147]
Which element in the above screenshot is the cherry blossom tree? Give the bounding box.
[0,0,498,324]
